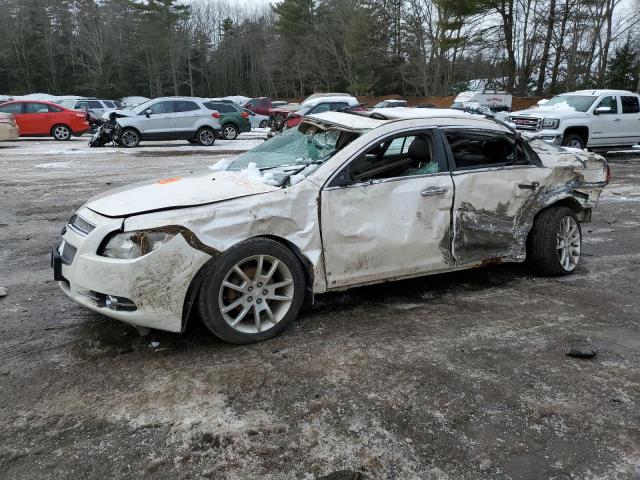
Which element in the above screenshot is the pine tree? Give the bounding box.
[605,42,639,91]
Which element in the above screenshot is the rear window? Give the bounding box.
[25,103,51,113]
[621,96,640,114]
[174,100,199,112]
[88,100,103,109]
[204,102,236,113]
[103,101,115,108]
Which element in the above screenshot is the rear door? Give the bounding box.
[619,95,640,145]
[443,128,549,264]
[24,102,54,135]
[321,129,455,288]
[172,100,202,135]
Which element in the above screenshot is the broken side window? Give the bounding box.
[445,129,522,170]
[347,132,442,183]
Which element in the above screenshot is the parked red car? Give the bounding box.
[0,100,90,140]
[243,97,272,116]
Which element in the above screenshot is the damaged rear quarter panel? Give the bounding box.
[451,140,607,265]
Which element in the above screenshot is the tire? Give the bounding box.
[528,206,582,275]
[119,128,140,148]
[259,120,269,128]
[51,124,71,141]
[562,133,585,149]
[197,238,306,344]
[196,126,216,146]
[221,124,239,140]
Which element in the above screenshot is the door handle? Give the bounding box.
[421,188,448,197]
[518,182,539,190]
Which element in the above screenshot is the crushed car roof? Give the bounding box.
[308,108,512,133]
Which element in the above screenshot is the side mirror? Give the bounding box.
[331,167,354,187]
[594,106,612,115]
[145,109,152,118]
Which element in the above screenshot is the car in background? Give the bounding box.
[107,97,222,147]
[283,95,361,129]
[243,97,273,116]
[243,108,270,129]
[0,100,89,140]
[204,101,251,140]
[57,98,122,117]
[0,112,19,141]
[271,101,287,107]
[373,99,407,108]
[507,89,640,150]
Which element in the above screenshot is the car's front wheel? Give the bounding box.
[221,124,239,140]
[196,127,216,146]
[197,238,306,344]
[562,133,585,149]
[52,124,71,141]
[528,206,582,275]
[119,128,140,148]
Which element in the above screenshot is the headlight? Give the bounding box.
[542,118,559,129]
[99,230,175,259]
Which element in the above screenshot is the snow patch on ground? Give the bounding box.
[34,161,75,168]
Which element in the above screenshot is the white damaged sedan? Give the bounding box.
[53,109,609,343]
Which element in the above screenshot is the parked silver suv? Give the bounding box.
[57,98,123,117]
[109,97,222,147]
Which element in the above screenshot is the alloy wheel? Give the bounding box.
[218,254,294,334]
[121,130,139,147]
[54,126,70,140]
[565,138,583,149]
[556,216,580,271]
[199,129,215,146]
[223,125,238,140]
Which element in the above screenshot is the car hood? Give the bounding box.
[512,108,588,120]
[86,171,280,217]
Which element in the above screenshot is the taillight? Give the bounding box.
[211,112,220,119]
[240,111,249,118]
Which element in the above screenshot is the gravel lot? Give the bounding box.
[0,136,639,480]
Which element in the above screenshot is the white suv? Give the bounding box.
[57,98,122,117]
[508,89,640,150]
[110,97,222,147]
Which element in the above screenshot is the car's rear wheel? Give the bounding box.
[52,124,71,141]
[221,124,238,140]
[562,134,585,149]
[196,127,216,146]
[528,206,581,275]
[119,128,140,148]
[197,238,306,344]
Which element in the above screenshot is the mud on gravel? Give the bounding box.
[0,139,639,479]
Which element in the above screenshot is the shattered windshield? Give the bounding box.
[540,95,597,112]
[225,124,351,186]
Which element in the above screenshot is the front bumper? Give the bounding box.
[52,208,211,332]
[519,128,563,145]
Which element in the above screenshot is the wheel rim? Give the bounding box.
[223,126,237,140]
[199,129,214,145]
[218,254,294,334]
[565,138,583,149]
[121,130,138,147]
[556,216,580,271]
[54,126,70,140]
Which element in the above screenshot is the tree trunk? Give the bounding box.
[535,0,556,95]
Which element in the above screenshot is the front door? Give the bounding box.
[321,130,454,289]
[140,100,176,136]
[590,95,623,146]
[443,128,549,264]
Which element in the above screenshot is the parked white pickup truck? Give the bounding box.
[508,89,640,150]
